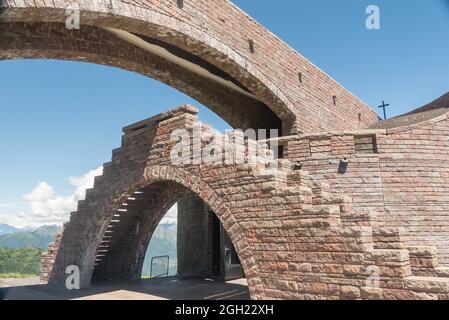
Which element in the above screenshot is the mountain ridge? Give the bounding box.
[0,225,62,249]
[0,223,21,236]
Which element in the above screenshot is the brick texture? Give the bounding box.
[0,0,378,134]
[2,0,449,300]
[177,192,215,278]
[40,106,449,300]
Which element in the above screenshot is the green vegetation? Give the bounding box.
[0,247,43,276]
[0,273,37,278]
[0,223,178,280]
[0,226,58,278]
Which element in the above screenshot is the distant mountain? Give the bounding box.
[0,224,20,236]
[0,225,61,249]
[142,223,177,277]
[0,223,177,276]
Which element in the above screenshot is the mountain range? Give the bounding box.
[142,223,177,276]
[0,223,178,276]
[0,223,21,236]
[0,223,177,268]
[0,225,62,249]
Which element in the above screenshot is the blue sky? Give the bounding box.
[1,0,449,227]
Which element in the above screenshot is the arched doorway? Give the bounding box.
[177,193,245,282]
[90,178,248,284]
[45,146,265,300]
[91,184,246,291]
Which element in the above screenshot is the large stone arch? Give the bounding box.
[0,0,378,134]
[48,164,264,299]
[0,2,295,133]
[40,105,270,299]
[86,165,264,299]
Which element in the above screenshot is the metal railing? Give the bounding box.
[149,255,170,278]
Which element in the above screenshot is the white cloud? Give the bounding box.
[23,182,55,202]
[68,166,103,201]
[0,203,13,208]
[0,166,182,229]
[0,166,103,228]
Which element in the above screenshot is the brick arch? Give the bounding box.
[144,165,262,295]
[79,165,265,300]
[0,1,378,134]
[0,2,296,133]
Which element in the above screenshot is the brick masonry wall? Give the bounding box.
[286,130,386,224]
[0,0,378,133]
[177,192,215,278]
[285,112,449,269]
[40,106,449,300]
[378,115,449,266]
[40,231,63,283]
[3,0,448,300]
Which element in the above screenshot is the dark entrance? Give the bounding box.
[220,223,244,281]
[212,214,244,281]
[177,193,244,281]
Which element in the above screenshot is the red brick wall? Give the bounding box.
[286,131,386,225]
[378,115,449,265]
[285,114,449,266]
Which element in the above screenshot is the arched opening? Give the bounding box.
[0,21,294,134]
[1,4,285,299]
[90,180,249,299]
[176,193,244,282]
[0,57,264,299]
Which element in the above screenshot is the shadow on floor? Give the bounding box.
[2,276,250,300]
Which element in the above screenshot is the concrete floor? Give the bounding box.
[0,277,250,300]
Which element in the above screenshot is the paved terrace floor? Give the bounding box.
[0,277,250,300]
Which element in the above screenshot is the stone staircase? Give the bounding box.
[93,191,149,269]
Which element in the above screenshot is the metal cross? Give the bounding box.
[378,100,390,120]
